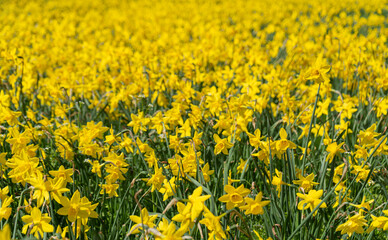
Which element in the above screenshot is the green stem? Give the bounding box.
[12,185,30,239]
[301,84,320,175]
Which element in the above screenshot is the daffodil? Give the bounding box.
[49,165,74,184]
[275,128,296,154]
[213,134,234,155]
[88,160,102,177]
[155,221,186,240]
[351,164,370,182]
[57,190,98,223]
[367,210,388,233]
[104,127,118,145]
[142,162,165,192]
[199,208,227,240]
[247,129,264,149]
[336,213,368,237]
[271,169,287,197]
[129,208,158,234]
[6,150,42,184]
[188,186,211,221]
[349,196,374,213]
[293,173,319,192]
[201,163,214,182]
[0,186,9,201]
[100,182,119,197]
[304,57,330,84]
[218,184,251,210]
[0,196,13,221]
[236,158,248,174]
[358,123,379,146]
[128,112,150,134]
[239,192,270,215]
[297,190,327,215]
[0,224,10,240]
[22,207,54,238]
[158,177,177,201]
[171,202,194,231]
[326,142,345,163]
[28,171,52,207]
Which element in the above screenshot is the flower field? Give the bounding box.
[1,0,388,239]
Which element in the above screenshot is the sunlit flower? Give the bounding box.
[297,190,327,215]
[336,213,368,237]
[219,184,251,210]
[129,208,158,235]
[239,192,270,215]
[22,207,54,238]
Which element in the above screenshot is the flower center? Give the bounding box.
[278,139,289,151]
[251,204,262,214]
[230,193,243,203]
[69,204,79,217]
[218,142,224,150]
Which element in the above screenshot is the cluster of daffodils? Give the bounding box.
[0,0,388,239]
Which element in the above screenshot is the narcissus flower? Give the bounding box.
[293,173,319,192]
[350,196,374,213]
[297,190,327,215]
[158,177,177,201]
[188,186,211,221]
[199,207,227,240]
[142,162,165,192]
[239,192,270,215]
[88,159,102,177]
[57,190,98,223]
[201,163,214,182]
[49,165,74,184]
[0,224,10,240]
[129,208,158,234]
[236,158,248,174]
[350,164,371,182]
[275,128,296,153]
[0,196,13,221]
[218,184,251,210]
[271,169,288,197]
[336,213,368,237]
[171,202,194,230]
[247,129,264,149]
[326,142,345,163]
[128,112,150,134]
[22,207,54,238]
[304,58,330,84]
[155,221,186,240]
[213,134,234,155]
[367,210,388,233]
[100,182,119,197]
